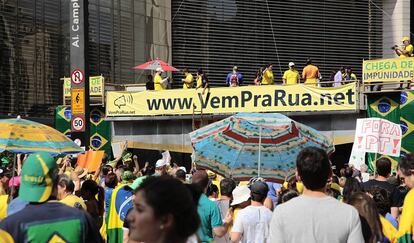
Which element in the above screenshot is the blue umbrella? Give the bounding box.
[190,113,334,182]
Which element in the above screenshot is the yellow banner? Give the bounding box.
[106,83,357,117]
[64,76,104,97]
[363,57,414,83]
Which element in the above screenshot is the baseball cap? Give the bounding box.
[156,67,164,72]
[122,170,135,181]
[231,185,251,206]
[289,62,295,67]
[402,36,410,42]
[249,181,269,196]
[178,166,187,173]
[19,152,57,203]
[155,159,168,168]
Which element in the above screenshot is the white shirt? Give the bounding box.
[231,205,273,243]
[269,195,364,243]
[334,71,343,87]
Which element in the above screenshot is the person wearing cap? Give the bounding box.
[155,159,169,176]
[302,58,319,87]
[121,170,136,184]
[394,36,413,58]
[226,66,243,87]
[192,170,232,243]
[269,147,363,242]
[231,181,273,243]
[154,67,169,91]
[181,67,194,89]
[282,62,300,85]
[175,169,187,182]
[0,152,103,242]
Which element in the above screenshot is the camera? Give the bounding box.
[391,45,399,50]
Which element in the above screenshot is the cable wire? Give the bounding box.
[265,0,283,77]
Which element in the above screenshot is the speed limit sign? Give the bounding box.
[72,116,85,131]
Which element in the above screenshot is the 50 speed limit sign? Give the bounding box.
[72,116,85,132]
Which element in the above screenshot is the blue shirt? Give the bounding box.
[266,182,281,206]
[7,197,28,216]
[197,194,223,243]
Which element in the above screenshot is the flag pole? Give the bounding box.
[258,126,262,177]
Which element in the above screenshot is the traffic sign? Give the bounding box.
[72,116,85,131]
[71,68,85,85]
[71,88,85,114]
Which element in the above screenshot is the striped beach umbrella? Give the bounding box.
[190,113,334,182]
[0,116,83,155]
[133,58,179,72]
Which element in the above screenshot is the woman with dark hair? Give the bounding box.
[196,68,209,95]
[80,179,105,228]
[277,189,299,205]
[126,176,200,243]
[104,172,118,214]
[347,192,384,243]
[342,177,363,203]
[254,67,263,85]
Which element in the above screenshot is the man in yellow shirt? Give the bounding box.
[153,67,169,91]
[394,36,413,58]
[261,64,274,85]
[181,68,193,89]
[282,62,300,85]
[302,59,319,87]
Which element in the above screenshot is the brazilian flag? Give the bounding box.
[106,185,134,243]
[400,91,414,158]
[55,105,112,158]
[366,93,401,172]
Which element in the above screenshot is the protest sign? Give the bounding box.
[77,150,104,172]
[353,118,402,157]
[111,142,125,159]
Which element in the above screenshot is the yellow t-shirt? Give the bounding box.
[262,69,274,85]
[154,73,166,91]
[395,188,414,242]
[400,44,414,58]
[0,195,8,220]
[302,65,319,86]
[183,73,194,89]
[196,75,203,88]
[60,194,87,210]
[283,69,300,85]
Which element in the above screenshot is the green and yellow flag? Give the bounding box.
[366,93,400,172]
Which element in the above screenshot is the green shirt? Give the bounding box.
[197,194,223,243]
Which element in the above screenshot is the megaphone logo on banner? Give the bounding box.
[114,94,133,109]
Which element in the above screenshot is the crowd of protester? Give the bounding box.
[0,145,413,243]
[145,58,359,91]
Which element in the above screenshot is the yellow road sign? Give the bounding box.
[71,88,85,114]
